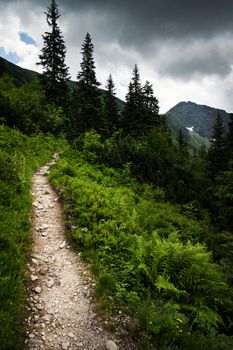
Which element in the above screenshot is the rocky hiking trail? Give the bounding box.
[24,155,136,350]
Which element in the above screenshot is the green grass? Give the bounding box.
[49,148,233,350]
[0,125,66,349]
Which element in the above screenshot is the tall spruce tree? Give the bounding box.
[122,65,144,136]
[177,128,188,161]
[122,65,160,137]
[38,0,70,106]
[142,80,160,128]
[77,33,100,88]
[143,81,159,116]
[104,74,118,136]
[73,32,103,135]
[208,113,226,176]
[226,113,233,162]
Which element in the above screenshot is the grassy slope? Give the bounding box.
[49,148,233,350]
[0,126,65,350]
[0,57,39,86]
[167,115,210,151]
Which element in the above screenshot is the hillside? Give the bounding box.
[166,110,210,150]
[0,57,125,110]
[0,57,39,86]
[166,101,231,139]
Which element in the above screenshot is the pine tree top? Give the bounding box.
[38,0,69,83]
[77,32,101,88]
[105,74,116,96]
[37,0,70,106]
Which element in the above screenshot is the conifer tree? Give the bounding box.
[38,0,70,106]
[143,81,159,116]
[104,74,118,136]
[142,80,160,128]
[177,129,188,160]
[122,65,160,137]
[77,32,100,88]
[208,113,226,175]
[122,65,143,136]
[131,64,142,107]
[226,113,233,162]
[73,32,103,135]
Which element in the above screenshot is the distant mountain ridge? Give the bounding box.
[166,101,231,139]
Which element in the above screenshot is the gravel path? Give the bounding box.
[24,155,134,350]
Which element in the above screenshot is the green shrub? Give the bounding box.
[49,148,233,349]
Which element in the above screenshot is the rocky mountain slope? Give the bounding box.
[166,101,231,139]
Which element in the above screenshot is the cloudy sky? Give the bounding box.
[0,0,233,113]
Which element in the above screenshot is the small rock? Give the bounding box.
[42,224,49,230]
[39,268,48,276]
[42,232,47,237]
[46,279,55,288]
[28,333,35,339]
[61,342,70,350]
[31,275,38,281]
[68,332,75,338]
[42,315,50,322]
[59,241,66,249]
[32,258,39,265]
[36,304,44,310]
[96,327,103,333]
[105,340,118,350]
[35,286,42,294]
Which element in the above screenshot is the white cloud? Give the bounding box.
[0,4,42,71]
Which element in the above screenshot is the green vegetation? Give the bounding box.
[0,75,65,134]
[1,1,233,348]
[0,125,64,349]
[0,57,39,86]
[49,144,233,350]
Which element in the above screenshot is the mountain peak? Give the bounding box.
[166,100,230,139]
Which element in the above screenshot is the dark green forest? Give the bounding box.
[1,0,233,349]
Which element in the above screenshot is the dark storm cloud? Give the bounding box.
[1,0,233,80]
[154,34,233,79]
[29,0,233,40]
[2,0,233,42]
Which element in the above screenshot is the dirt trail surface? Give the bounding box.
[24,155,136,350]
